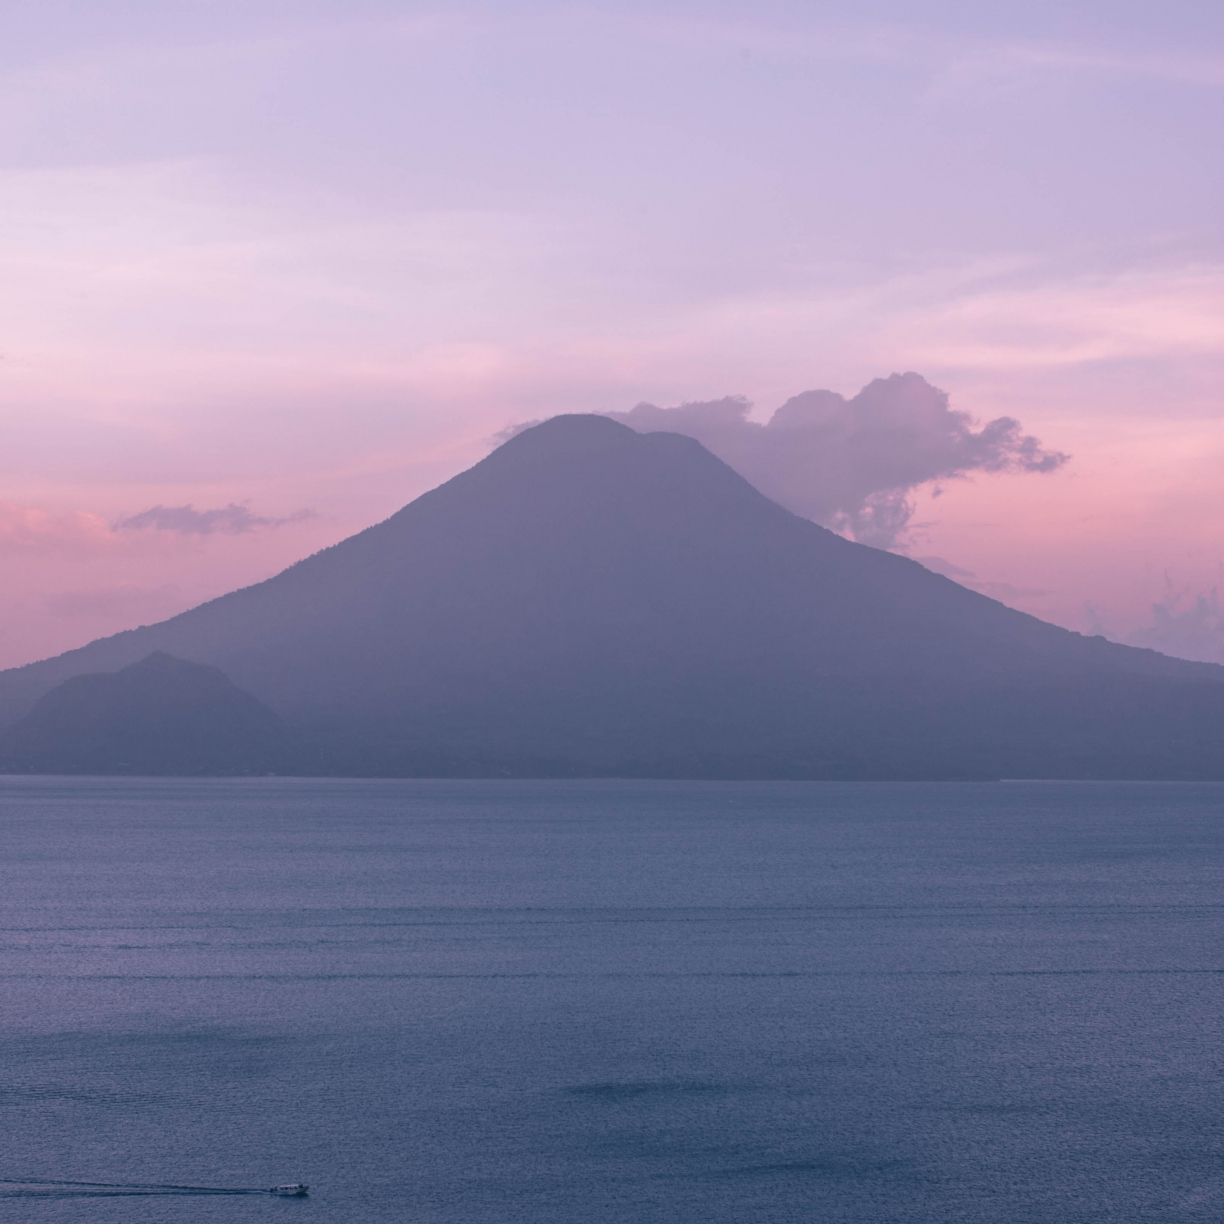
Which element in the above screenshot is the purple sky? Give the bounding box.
[3,0,1223,667]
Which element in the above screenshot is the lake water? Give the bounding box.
[1,778,1222,1222]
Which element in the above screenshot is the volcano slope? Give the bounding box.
[1,414,1221,778]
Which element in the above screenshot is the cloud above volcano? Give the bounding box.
[606,373,1068,548]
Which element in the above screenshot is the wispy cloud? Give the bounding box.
[632,13,1224,93]
[900,265,1224,371]
[115,503,315,535]
[0,498,314,554]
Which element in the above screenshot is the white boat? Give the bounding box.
[270,1184,309,1196]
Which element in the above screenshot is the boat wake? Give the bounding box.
[0,1177,307,1197]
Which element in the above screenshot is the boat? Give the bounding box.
[270,1184,309,1196]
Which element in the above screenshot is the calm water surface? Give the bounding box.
[1,778,1222,1222]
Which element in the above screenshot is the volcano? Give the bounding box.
[2,414,1222,778]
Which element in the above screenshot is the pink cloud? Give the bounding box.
[0,502,115,554]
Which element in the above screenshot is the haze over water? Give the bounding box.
[2,777,1223,1222]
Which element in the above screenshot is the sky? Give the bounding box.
[2,0,1223,669]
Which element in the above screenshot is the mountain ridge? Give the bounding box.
[0,651,283,775]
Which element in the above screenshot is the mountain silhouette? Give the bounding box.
[1,414,1222,778]
[0,652,283,775]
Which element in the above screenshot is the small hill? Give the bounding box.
[0,415,1222,778]
[0,652,283,775]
